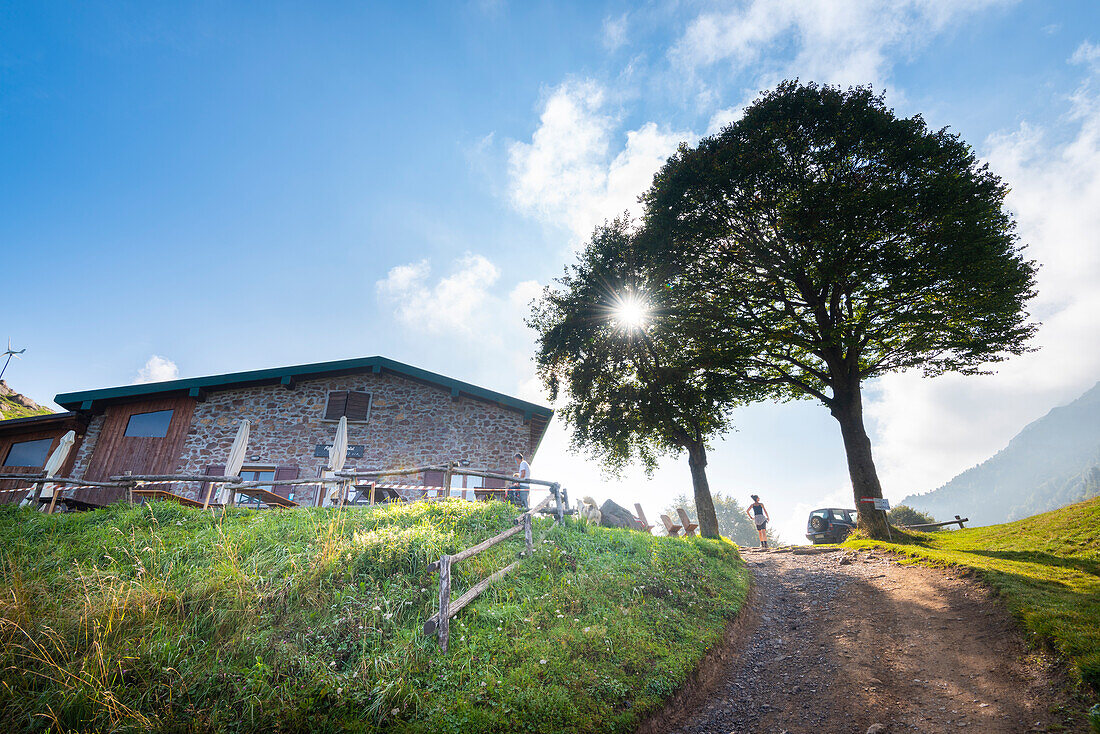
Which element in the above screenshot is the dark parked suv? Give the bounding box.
[805,508,858,544]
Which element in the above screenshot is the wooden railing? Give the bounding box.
[423,495,551,652]
[4,462,572,519]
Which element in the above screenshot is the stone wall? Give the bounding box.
[171,371,531,502]
[68,414,105,479]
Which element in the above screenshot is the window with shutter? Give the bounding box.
[345,391,372,422]
[273,466,300,500]
[323,390,371,422]
[324,392,348,420]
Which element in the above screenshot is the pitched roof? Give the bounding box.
[54,356,553,450]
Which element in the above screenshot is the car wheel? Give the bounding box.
[809,516,828,532]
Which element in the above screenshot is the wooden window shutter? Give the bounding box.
[345,391,371,421]
[325,392,348,421]
[273,466,299,500]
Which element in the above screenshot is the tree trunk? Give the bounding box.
[830,385,891,540]
[686,442,720,539]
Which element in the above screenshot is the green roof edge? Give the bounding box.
[54,356,553,422]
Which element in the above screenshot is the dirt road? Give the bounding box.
[648,547,1084,734]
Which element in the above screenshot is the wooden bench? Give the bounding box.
[132,488,210,509]
[232,486,299,508]
[633,503,654,533]
[676,508,699,537]
[660,513,682,537]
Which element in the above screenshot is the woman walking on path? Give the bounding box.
[747,494,770,548]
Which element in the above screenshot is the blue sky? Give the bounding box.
[4,1,1100,541]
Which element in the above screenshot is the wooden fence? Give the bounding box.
[1,462,571,520]
[423,494,552,652]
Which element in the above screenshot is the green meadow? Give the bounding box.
[0,499,749,733]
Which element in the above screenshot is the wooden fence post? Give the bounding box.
[437,554,452,653]
[46,481,60,515]
[442,461,454,500]
[523,512,533,556]
[552,483,563,523]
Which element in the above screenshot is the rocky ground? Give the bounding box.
[648,547,1085,734]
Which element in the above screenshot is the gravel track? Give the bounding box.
[651,547,1084,734]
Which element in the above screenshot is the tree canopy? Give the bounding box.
[641,81,1038,537]
[528,218,755,537]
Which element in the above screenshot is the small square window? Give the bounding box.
[124,410,174,438]
[4,438,54,467]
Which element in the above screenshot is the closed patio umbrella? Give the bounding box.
[204,420,250,509]
[328,416,348,472]
[26,430,76,511]
[328,416,349,506]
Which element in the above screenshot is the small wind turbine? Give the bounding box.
[0,339,25,381]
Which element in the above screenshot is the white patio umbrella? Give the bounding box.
[204,420,249,508]
[327,416,349,506]
[328,416,349,472]
[225,419,251,478]
[24,430,76,509]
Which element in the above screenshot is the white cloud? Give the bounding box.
[705,105,744,135]
[133,355,179,384]
[867,58,1100,499]
[377,253,501,336]
[603,14,628,51]
[1071,40,1100,70]
[671,0,1013,88]
[507,80,690,245]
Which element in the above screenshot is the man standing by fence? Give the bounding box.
[508,452,530,509]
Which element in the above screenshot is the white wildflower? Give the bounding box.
[539,659,547,664]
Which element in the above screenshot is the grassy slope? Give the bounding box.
[0,500,749,733]
[846,497,1100,694]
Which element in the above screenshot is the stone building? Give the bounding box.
[0,356,552,508]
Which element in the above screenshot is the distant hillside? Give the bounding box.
[902,381,1100,525]
[0,381,52,421]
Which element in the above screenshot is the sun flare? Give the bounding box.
[613,294,649,330]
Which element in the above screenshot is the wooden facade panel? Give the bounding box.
[0,427,84,492]
[83,397,196,482]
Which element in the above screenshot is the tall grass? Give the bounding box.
[0,500,748,733]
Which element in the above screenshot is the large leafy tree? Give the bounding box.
[643,82,1038,538]
[528,218,754,538]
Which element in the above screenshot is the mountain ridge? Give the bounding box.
[901,381,1100,525]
